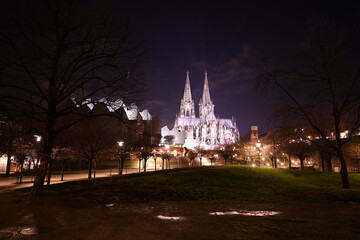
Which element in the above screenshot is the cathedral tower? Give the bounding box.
[199,72,215,119]
[179,71,195,118]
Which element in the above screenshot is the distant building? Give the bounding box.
[162,71,239,149]
[70,98,161,147]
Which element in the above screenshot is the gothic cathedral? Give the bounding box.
[171,71,239,148]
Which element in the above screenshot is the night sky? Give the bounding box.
[120,0,359,136]
[1,1,359,136]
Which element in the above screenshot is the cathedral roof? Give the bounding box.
[176,117,201,127]
[219,119,236,128]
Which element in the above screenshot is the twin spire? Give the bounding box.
[200,71,212,106]
[180,71,215,119]
[183,70,193,102]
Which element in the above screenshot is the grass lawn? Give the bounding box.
[42,165,360,204]
[3,166,360,240]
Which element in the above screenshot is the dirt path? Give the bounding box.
[0,191,359,240]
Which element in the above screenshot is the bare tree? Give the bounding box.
[0,1,144,195]
[220,144,236,166]
[117,145,130,175]
[255,22,360,188]
[73,119,116,179]
[138,146,154,172]
[284,142,316,170]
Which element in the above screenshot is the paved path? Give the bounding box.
[0,168,155,191]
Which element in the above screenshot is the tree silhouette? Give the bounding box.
[0,1,144,195]
[256,22,360,188]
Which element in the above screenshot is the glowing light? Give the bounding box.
[209,210,281,216]
[34,135,41,142]
[261,157,265,161]
[156,215,184,221]
[251,163,256,167]
[266,163,270,166]
[118,141,124,147]
[165,145,169,149]
[281,162,284,166]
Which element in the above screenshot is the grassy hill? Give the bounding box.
[42,166,360,204]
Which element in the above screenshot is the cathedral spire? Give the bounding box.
[201,71,211,105]
[179,70,195,118]
[183,70,193,101]
[199,71,215,119]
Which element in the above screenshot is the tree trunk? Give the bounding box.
[19,160,24,184]
[143,159,147,172]
[118,158,124,175]
[138,159,141,173]
[31,140,52,196]
[47,161,53,185]
[120,157,125,175]
[200,157,202,166]
[162,158,165,170]
[288,154,292,170]
[88,158,93,179]
[321,155,325,172]
[224,158,227,166]
[327,156,333,172]
[93,161,96,178]
[154,157,157,171]
[5,153,11,176]
[337,150,350,189]
[61,160,65,181]
[300,157,305,170]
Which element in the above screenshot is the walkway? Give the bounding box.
[0,168,153,191]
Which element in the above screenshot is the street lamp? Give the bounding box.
[117,141,126,175]
[34,135,42,167]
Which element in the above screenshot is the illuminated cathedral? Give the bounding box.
[162,71,239,149]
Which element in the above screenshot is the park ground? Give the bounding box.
[0,166,360,240]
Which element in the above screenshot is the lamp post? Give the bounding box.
[152,149,157,171]
[32,135,41,183]
[34,135,41,168]
[173,150,178,168]
[117,141,126,175]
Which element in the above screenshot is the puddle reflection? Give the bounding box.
[209,210,282,216]
[156,215,185,221]
[19,226,37,235]
[0,225,38,238]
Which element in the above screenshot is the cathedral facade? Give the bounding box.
[163,71,239,149]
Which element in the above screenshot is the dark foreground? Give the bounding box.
[1,166,360,239]
[0,195,359,240]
